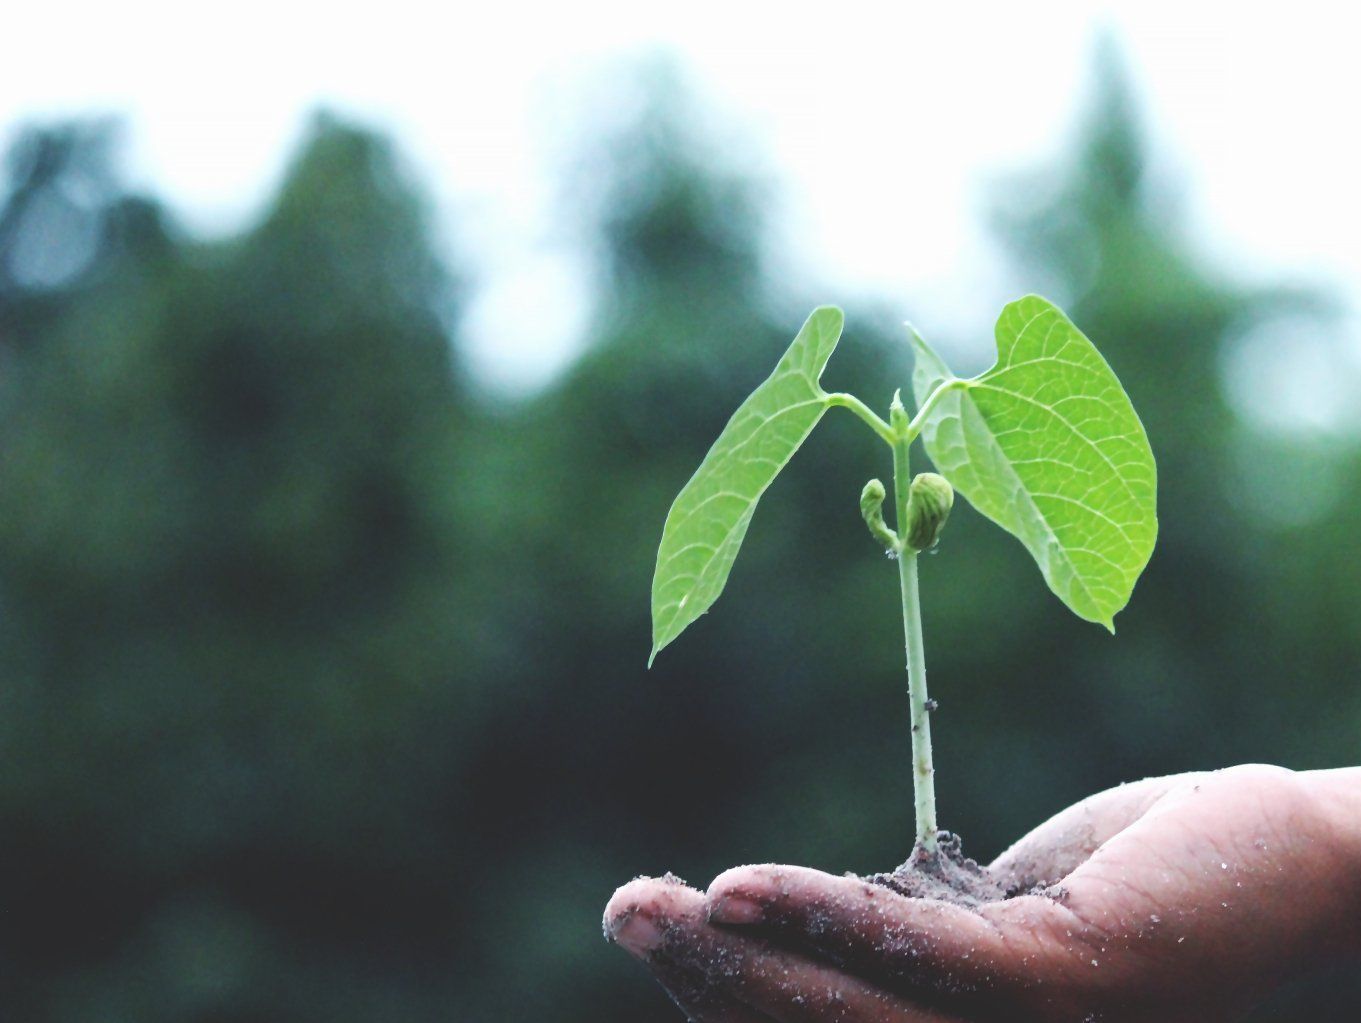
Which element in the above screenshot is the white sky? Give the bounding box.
[4,1,1359,399]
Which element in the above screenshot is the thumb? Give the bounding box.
[989,772,1203,891]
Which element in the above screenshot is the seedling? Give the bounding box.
[649,296,1157,858]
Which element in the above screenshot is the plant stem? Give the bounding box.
[891,411,938,854]
[903,377,967,442]
[826,392,896,444]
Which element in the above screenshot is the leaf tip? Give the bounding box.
[805,303,844,328]
[647,634,669,668]
[1006,293,1057,315]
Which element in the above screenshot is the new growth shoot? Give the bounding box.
[649,297,1157,857]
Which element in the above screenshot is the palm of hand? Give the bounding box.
[605,766,1354,1022]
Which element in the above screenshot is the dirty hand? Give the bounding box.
[604,765,1361,1022]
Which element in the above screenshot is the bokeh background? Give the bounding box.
[2,8,1359,1021]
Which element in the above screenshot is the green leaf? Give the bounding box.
[650,306,844,665]
[911,295,1157,630]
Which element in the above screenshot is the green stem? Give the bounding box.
[903,377,967,443]
[891,405,938,853]
[826,392,896,445]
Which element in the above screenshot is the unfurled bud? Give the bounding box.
[905,473,954,551]
[859,478,899,551]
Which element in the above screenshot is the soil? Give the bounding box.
[863,831,1052,908]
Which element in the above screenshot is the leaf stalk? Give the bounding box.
[903,377,967,443]
[826,392,896,445]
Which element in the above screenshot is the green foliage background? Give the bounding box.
[0,55,1357,1021]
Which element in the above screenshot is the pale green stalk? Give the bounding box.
[891,395,938,854]
[826,392,895,444]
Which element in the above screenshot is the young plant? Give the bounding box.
[649,296,1157,857]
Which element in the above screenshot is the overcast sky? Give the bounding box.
[4,2,1358,400]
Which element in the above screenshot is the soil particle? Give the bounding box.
[863,831,1040,908]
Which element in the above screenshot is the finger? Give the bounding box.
[990,772,1206,890]
[607,876,778,1022]
[608,874,958,1022]
[705,865,1029,999]
[679,922,962,1023]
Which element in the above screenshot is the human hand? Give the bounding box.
[604,765,1361,1022]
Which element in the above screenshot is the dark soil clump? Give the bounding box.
[864,832,1011,908]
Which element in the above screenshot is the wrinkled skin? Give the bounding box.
[604,766,1361,1022]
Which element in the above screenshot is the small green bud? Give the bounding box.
[889,388,909,432]
[905,472,954,551]
[859,478,899,551]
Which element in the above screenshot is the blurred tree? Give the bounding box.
[966,38,1267,802]
[948,47,1361,1019]
[0,119,171,347]
[0,113,479,1021]
[979,38,1354,810]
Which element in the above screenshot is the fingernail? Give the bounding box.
[709,895,764,925]
[611,911,664,954]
